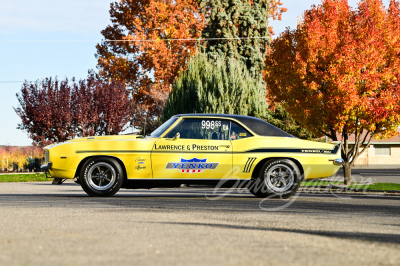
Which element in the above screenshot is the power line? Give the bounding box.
[0,81,31,84]
[104,36,269,42]
[0,36,269,43]
[0,36,269,84]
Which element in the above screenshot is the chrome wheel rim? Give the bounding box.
[264,164,294,193]
[87,162,116,191]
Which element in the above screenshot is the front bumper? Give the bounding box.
[41,163,52,171]
[41,163,53,178]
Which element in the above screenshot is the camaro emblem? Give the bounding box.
[165,158,219,173]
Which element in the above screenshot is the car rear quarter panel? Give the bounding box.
[232,136,341,180]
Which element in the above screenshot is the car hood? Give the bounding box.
[66,135,144,143]
[43,135,150,149]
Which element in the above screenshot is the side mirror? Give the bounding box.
[173,132,180,140]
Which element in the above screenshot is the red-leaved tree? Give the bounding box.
[265,0,400,184]
[15,78,134,146]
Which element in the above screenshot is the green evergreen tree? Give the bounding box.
[199,0,270,79]
[163,53,268,121]
[164,1,314,139]
[264,104,316,140]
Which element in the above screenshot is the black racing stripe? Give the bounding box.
[76,150,150,154]
[333,144,340,153]
[152,151,228,153]
[245,148,338,154]
[76,150,231,154]
[76,146,340,155]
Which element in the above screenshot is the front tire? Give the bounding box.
[249,159,301,199]
[80,157,124,197]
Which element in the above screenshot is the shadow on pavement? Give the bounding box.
[151,221,400,245]
[0,189,399,218]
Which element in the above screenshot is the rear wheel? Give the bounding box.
[80,157,124,197]
[249,159,301,199]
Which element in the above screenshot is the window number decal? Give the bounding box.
[201,120,221,129]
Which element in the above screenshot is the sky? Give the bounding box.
[0,0,390,146]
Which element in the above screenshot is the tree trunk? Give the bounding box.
[343,163,352,185]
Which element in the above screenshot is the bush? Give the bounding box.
[0,146,44,172]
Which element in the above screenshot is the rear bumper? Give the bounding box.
[330,159,344,166]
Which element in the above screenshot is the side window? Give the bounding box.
[230,122,252,140]
[164,118,230,140]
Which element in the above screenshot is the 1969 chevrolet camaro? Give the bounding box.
[41,114,343,198]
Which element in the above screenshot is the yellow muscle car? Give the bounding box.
[41,114,343,197]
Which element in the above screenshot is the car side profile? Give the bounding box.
[41,114,343,198]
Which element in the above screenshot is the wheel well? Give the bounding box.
[251,157,304,180]
[74,156,128,181]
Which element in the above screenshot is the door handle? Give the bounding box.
[219,145,230,148]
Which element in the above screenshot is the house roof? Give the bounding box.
[337,130,400,145]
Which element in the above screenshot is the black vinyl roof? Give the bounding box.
[174,114,295,138]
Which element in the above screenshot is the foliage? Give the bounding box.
[264,104,315,140]
[0,146,44,171]
[71,79,133,137]
[15,78,133,145]
[199,0,270,79]
[268,0,288,22]
[265,0,400,183]
[95,0,206,130]
[96,0,287,130]
[163,53,268,120]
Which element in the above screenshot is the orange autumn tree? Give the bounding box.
[265,0,400,184]
[96,0,287,132]
[96,0,206,132]
[268,0,288,35]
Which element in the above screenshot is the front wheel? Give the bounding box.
[248,159,302,199]
[80,157,124,197]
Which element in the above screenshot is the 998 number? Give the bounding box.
[201,120,221,129]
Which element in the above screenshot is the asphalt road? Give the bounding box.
[325,168,400,184]
[0,181,399,266]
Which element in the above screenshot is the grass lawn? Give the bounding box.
[0,173,49,182]
[348,183,400,191]
[301,180,400,191]
[301,181,342,187]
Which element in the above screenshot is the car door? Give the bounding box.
[151,118,232,179]
[229,121,259,180]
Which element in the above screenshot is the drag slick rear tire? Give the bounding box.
[80,157,124,197]
[248,159,301,199]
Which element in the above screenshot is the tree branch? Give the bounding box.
[351,130,376,166]
[341,124,348,162]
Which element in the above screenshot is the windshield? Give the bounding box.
[149,117,179,138]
